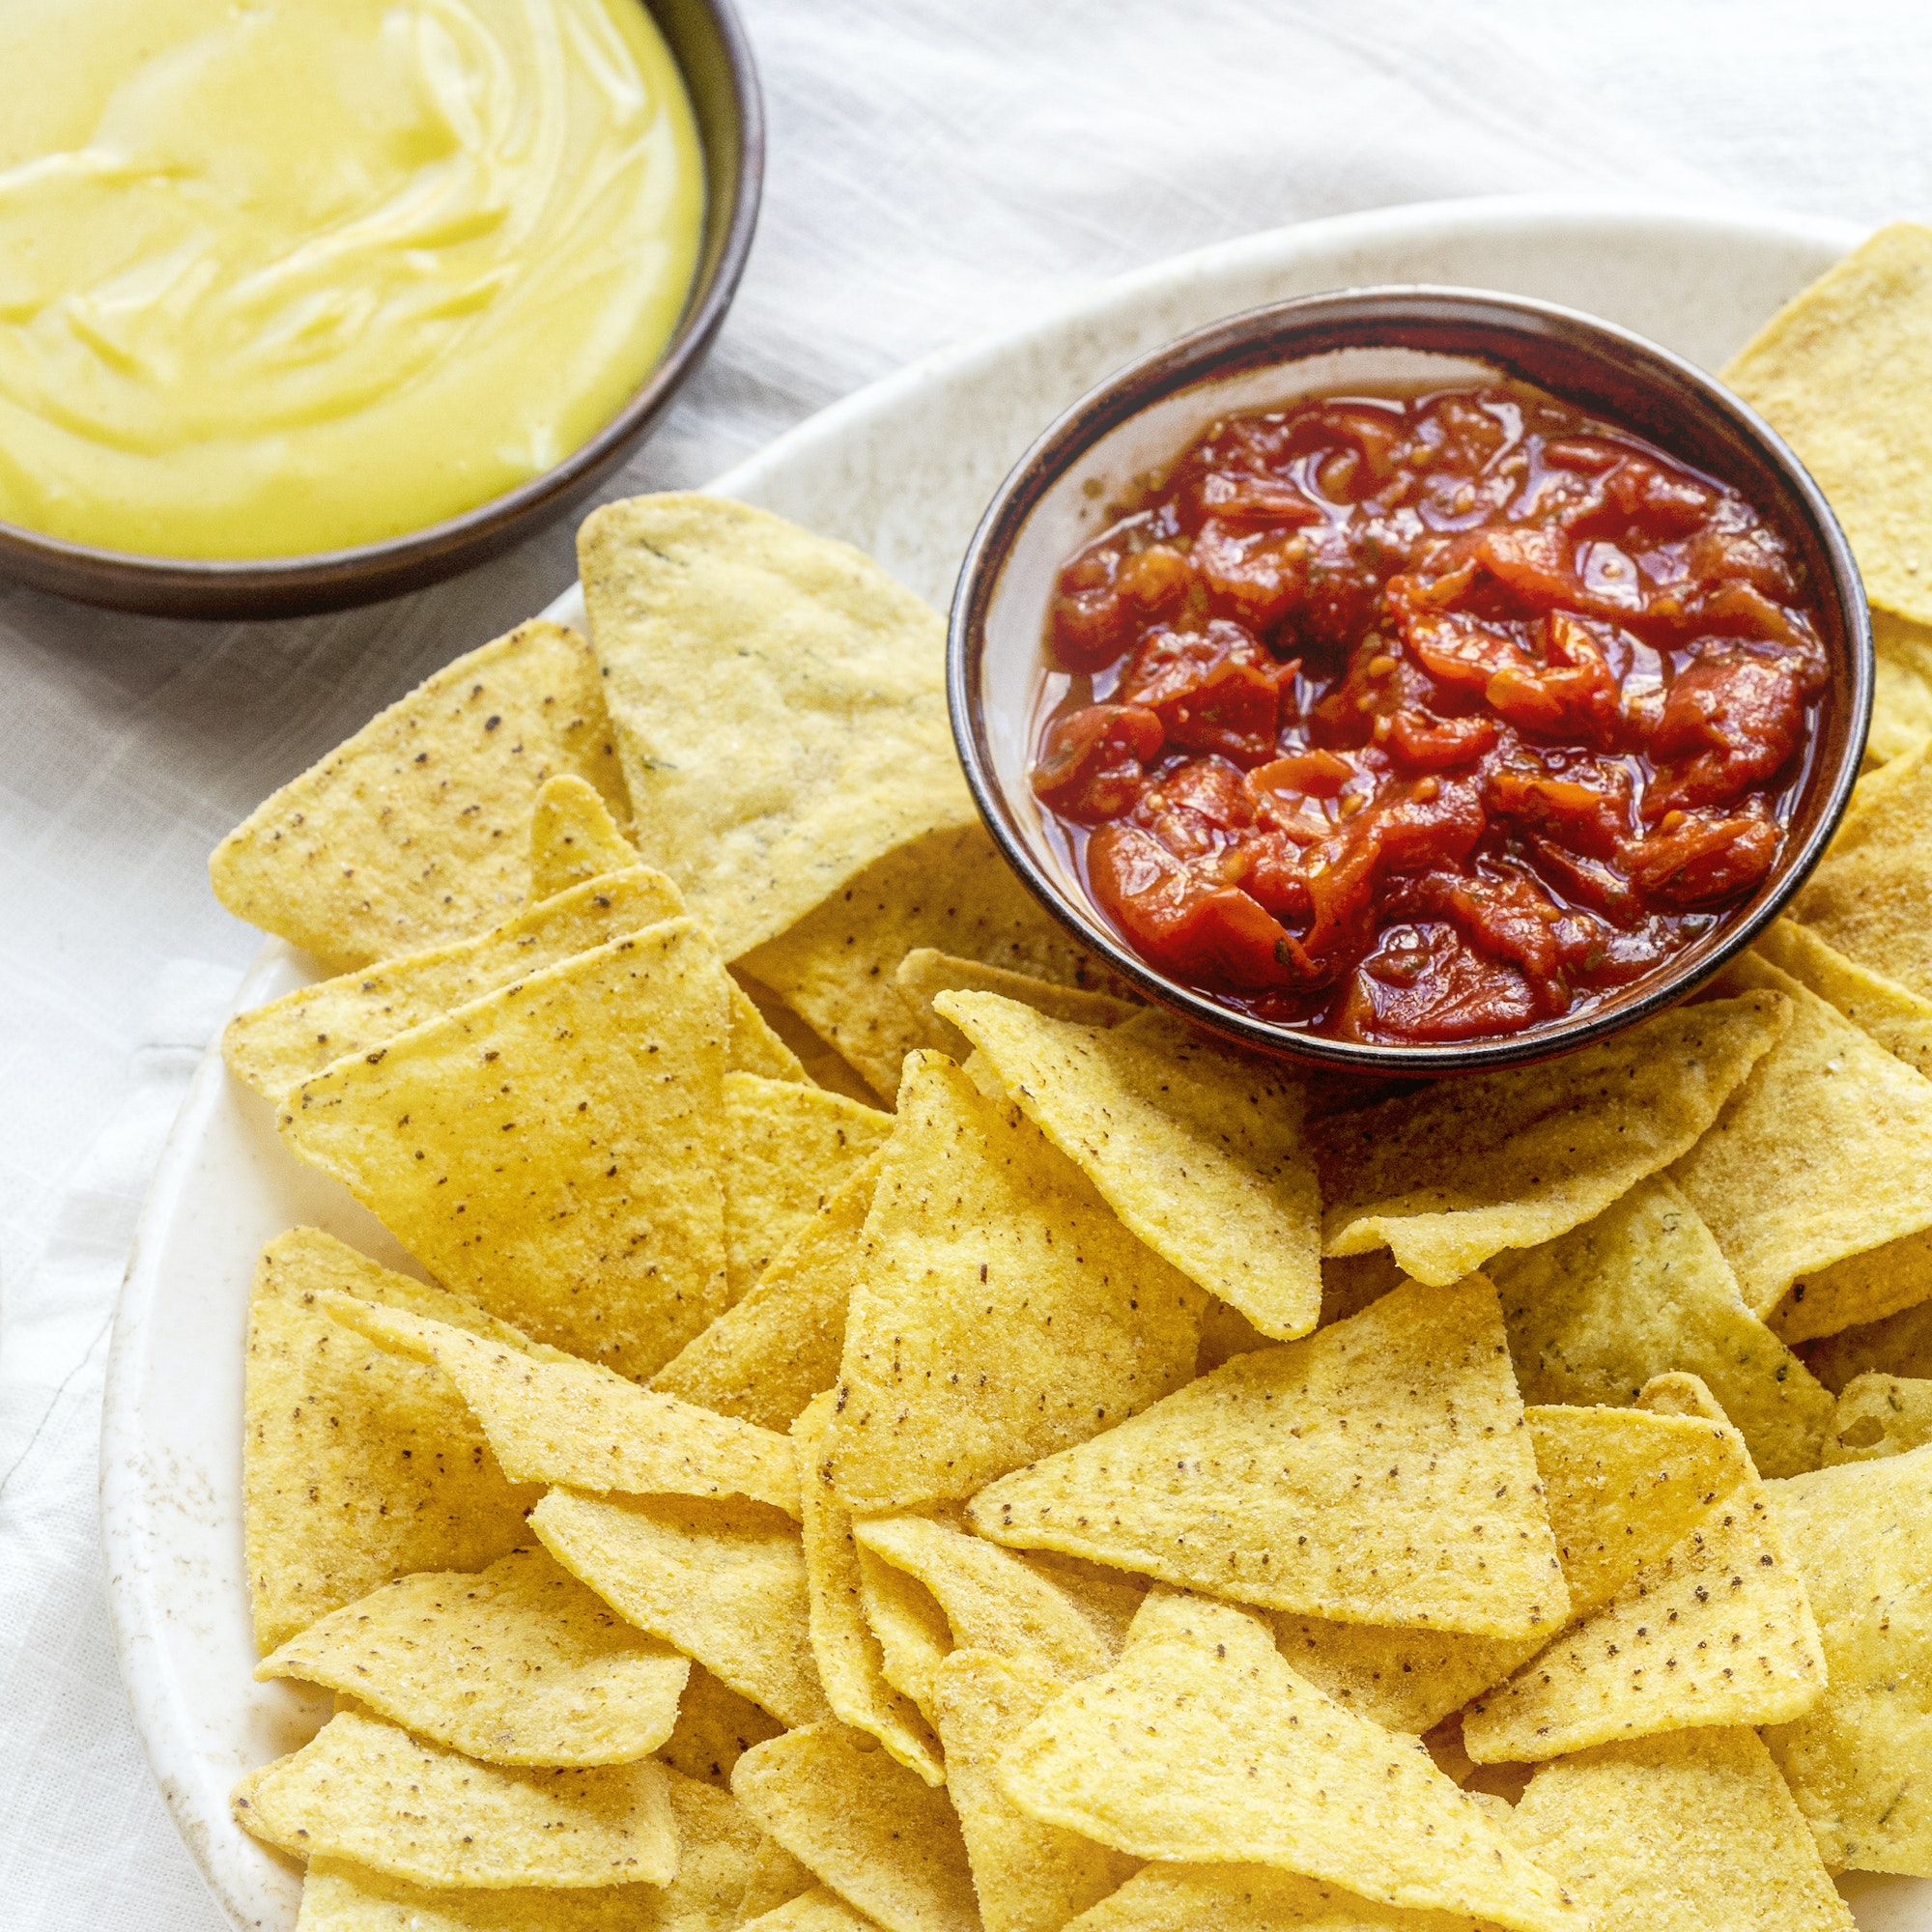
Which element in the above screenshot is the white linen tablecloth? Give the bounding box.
[0,2,1922,1921]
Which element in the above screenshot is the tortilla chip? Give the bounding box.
[1492,1177,1832,1478]
[997,1594,1577,1932]
[653,1156,879,1431]
[1273,1403,1748,1733]
[736,1839,818,1922]
[1722,223,1932,629]
[895,950,1139,1064]
[1822,1373,1932,1464]
[937,997,1321,1342]
[831,1052,1205,1513]
[1313,996,1789,1286]
[326,1297,799,1517]
[1668,957,1932,1329]
[1195,1298,1270,1375]
[852,1516,1114,1683]
[729,1722,980,1932]
[279,921,730,1378]
[1754,918,1932,1081]
[1792,737,1932,997]
[741,1889,878,1932]
[724,1074,892,1299]
[738,824,1137,1101]
[257,1546,688,1765]
[1508,1726,1855,1932]
[1318,1253,1406,1328]
[233,1709,676,1889]
[931,1650,1139,1932]
[530,1491,831,1729]
[972,1274,1563,1638]
[243,1229,539,1654]
[530,775,642,902]
[1869,608,1932,764]
[579,495,975,959]
[1763,1443,1932,1872]
[213,621,630,971]
[1805,1293,1932,1392]
[1463,1376,1825,1762]
[1776,1228,1932,1347]
[1063,1862,1504,1932]
[659,1664,784,1791]
[793,1394,945,1784]
[728,981,815,1087]
[735,971,879,1103]
[857,1547,954,1724]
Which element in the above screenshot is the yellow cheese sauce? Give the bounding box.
[0,0,703,558]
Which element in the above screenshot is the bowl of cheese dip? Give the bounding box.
[0,0,760,615]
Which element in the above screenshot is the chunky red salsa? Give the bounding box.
[1030,381,1829,1043]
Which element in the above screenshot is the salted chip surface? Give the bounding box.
[731,1722,980,1932]
[257,1546,688,1765]
[579,494,974,959]
[243,1229,539,1653]
[1723,222,1932,629]
[724,1073,892,1298]
[233,1709,676,1889]
[740,1889,878,1932]
[530,774,642,900]
[327,1297,799,1516]
[739,824,1134,1101]
[531,1491,831,1729]
[1492,1177,1832,1478]
[1763,1443,1932,1872]
[213,620,630,971]
[1669,956,1932,1328]
[736,1840,818,1923]
[831,1052,1204,1513]
[1869,608,1932,765]
[938,995,1321,1342]
[1274,1403,1747,1734]
[931,1650,1140,1932]
[1312,995,1788,1285]
[654,1155,878,1431]
[1822,1372,1932,1464]
[794,1394,944,1784]
[659,1665,783,1791]
[972,1274,1563,1638]
[1507,1726,1854,1932]
[1807,1293,1932,1392]
[895,950,1138,1063]
[858,1546,954,1722]
[1756,916,1932,1080]
[997,1595,1577,1932]
[1063,1863,1506,1932]
[1463,1376,1825,1763]
[279,921,730,1378]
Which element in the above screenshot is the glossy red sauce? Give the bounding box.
[1030,381,1830,1043]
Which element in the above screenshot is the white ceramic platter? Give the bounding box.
[104,196,1921,1932]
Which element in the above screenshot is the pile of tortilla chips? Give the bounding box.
[213,312,1932,1930]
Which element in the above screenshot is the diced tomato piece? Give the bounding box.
[1684,525,1800,605]
[1627,814,1779,907]
[1695,582,1827,673]
[1031,705,1165,823]
[1335,923,1538,1042]
[1134,754,1254,858]
[1308,633,1439,749]
[1118,619,1284,767]
[1401,608,1534,693]
[1239,830,1314,920]
[1386,711,1497,773]
[1371,774,1487,875]
[1193,471,1324,526]
[1644,648,1806,816]
[1050,587,1134,670]
[1470,525,1577,609]
[1191,518,1309,633]
[1437,873,1567,1011]
[1484,765,1631,860]
[1543,438,1625,474]
[1248,748,1354,802]
[1604,456,1716,538]
[1480,612,1621,746]
[1114,543,1195,615]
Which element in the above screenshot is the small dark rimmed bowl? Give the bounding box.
[949,286,1873,1077]
[0,0,762,620]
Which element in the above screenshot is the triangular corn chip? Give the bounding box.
[937,996,1321,1342]
[279,921,730,1378]
[1492,1177,1833,1478]
[213,620,631,971]
[1312,996,1789,1285]
[1869,607,1932,767]
[737,1839,818,1922]
[1807,1293,1932,1392]
[1018,1553,1146,1660]
[1669,956,1932,1330]
[852,1517,1114,1683]
[895,950,1138,1064]
[530,775,642,901]
[1757,917,1932,1080]
[531,1491,831,1729]
[858,1546,954,1723]
[971,1275,1564,1639]
[831,1052,1204,1512]
[736,970,880,1102]
[242,1229,539,1653]
[233,1708,676,1888]
[660,1663,783,1791]
[1062,1863,1502,1932]
[1822,1372,1932,1464]
[1763,1441,1932,1872]
[728,978,815,1087]
[742,1889,880,1932]
[730,1722,980,1932]
[256,1546,689,1765]
[326,1296,799,1516]
[931,1650,1140,1932]
[793,1394,944,1784]
[1509,1726,1855,1932]
[738,824,1134,1101]
[579,494,974,959]
[1274,1403,1748,1733]
[724,1073,892,1298]
[654,1155,879,1431]
[1463,1377,1825,1762]
[996,1595,1578,1932]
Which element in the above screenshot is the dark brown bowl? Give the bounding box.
[948,286,1873,1077]
[0,0,762,620]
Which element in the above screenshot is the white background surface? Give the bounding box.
[2,4,1927,1924]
